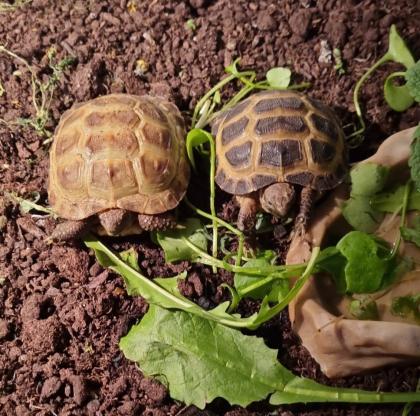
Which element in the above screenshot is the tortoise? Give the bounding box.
[48,93,190,240]
[212,90,347,232]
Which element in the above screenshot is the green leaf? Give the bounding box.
[342,196,384,233]
[234,256,289,302]
[405,61,420,102]
[342,163,390,232]
[119,248,140,271]
[371,185,420,212]
[120,305,290,408]
[349,163,389,196]
[84,235,319,330]
[401,215,420,247]
[317,247,347,293]
[384,72,414,112]
[266,67,291,89]
[121,306,420,408]
[409,128,420,191]
[154,218,207,263]
[349,298,379,320]
[391,294,420,323]
[336,231,388,293]
[386,25,416,69]
[186,128,213,170]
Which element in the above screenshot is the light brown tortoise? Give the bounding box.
[48,94,190,240]
[212,90,347,232]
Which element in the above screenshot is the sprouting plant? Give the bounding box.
[333,48,345,75]
[0,0,31,12]
[0,45,74,143]
[191,59,310,129]
[185,18,197,31]
[349,25,417,145]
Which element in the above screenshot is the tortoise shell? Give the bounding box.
[48,94,190,220]
[214,90,347,195]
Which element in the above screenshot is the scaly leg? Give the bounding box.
[138,212,177,231]
[235,193,259,232]
[51,219,91,241]
[295,186,316,234]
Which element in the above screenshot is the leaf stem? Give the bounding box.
[348,55,390,142]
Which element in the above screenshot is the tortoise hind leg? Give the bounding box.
[51,219,92,241]
[294,186,316,234]
[138,212,177,231]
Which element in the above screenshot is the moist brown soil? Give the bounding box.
[1,1,420,415]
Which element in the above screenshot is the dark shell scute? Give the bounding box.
[223,100,250,123]
[260,139,302,167]
[310,139,336,164]
[255,116,307,135]
[311,113,338,141]
[286,172,314,187]
[234,179,250,194]
[251,174,277,189]
[221,116,249,145]
[225,141,252,168]
[314,173,340,190]
[254,97,304,113]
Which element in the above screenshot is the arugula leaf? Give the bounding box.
[154,218,208,263]
[336,231,388,293]
[409,126,420,191]
[342,164,389,232]
[121,305,420,409]
[401,215,420,247]
[234,254,289,302]
[349,164,390,195]
[391,294,420,323]
[266,67,291,88]
[342,197,384,233]
[371,185,420,212]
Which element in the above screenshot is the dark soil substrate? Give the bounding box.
[1,1,420,415]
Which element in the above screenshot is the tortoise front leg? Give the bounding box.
[138,212,177,231]
[98,209,131,236]
[235,193,259,232]
[295,186,316,234]
[51,219,92,241]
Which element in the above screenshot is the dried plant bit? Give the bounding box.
[0,45,73,140]
[134,59,149,77]
[127,0,137,13]
[5,191,55,217]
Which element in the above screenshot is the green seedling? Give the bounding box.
[333,48,346,75]
[185,18,197,31]
[191,58,310,129]
[0,45,74,143]
[350,25,417,145]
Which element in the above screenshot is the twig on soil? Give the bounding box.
[0,0,31,12]
[0,45,74,143]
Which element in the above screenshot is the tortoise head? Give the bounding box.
[259,182,296,218]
